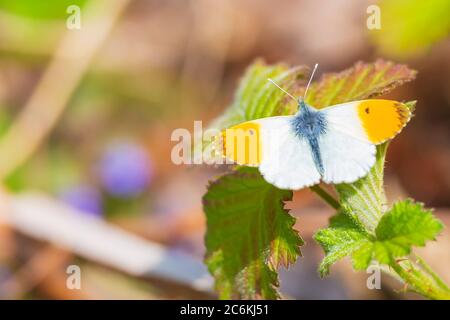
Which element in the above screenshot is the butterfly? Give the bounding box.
[221,89,411,190]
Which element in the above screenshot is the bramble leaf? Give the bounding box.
[373,200,444,264]
[203,167,303,299]
[316,200,444,276]
[304,60,417,108]
[353,200,443,269]
[211,60,307,130]
[314,212,371,277]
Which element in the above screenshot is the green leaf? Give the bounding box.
[371,0,450,58]
[212,60,307,130]
[304,60,417,108]
[315,200,443,275]
[351,242,375,271]
[314,212,371,277]
[373,200,444,264]
[203,167,303,299]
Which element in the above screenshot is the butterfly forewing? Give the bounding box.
[321,99,411,144]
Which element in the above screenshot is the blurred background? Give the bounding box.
[0,0,449,299]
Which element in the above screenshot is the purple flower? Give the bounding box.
[98,142,153,197]
[59,184,103,218]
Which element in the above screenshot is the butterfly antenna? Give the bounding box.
[303,63,318,100]
[267,78,297,102]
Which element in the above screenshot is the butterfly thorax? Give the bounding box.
[290,101,327,175]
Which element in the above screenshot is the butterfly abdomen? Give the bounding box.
[291,105,327,175]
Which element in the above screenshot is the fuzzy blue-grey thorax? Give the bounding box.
[290,100,327,175]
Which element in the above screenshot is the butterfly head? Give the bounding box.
[296,98,317,115]
[268,63,319,113]
[297,98,307,112]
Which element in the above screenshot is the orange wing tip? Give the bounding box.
[357,100,411,145]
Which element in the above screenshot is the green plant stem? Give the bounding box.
[415,255,450,292]
[312,185,450,300]
[389,260,450,300]
[309,185,340,210]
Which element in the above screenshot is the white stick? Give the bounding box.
[0,192,213,292]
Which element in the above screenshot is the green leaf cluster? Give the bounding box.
[201,59,448,300]
[314,200,443,277]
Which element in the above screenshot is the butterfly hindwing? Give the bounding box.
[318,126,376,184]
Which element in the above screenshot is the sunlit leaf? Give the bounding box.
[305,60,417,108]
[315,200,444,275]
[373,199,444,264]
[314,212,371,277]
[203,167,303,299]
[211,60,307,130]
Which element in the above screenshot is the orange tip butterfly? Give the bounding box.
[222,64,411,190]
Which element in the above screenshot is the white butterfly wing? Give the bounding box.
[258,117,321,189]
[225,116,320,190]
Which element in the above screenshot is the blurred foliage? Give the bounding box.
[0,108,12,136]
[0,0,89,20]
[371,0,450,58]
